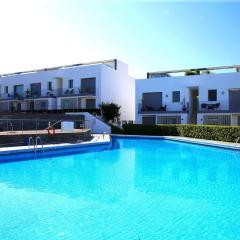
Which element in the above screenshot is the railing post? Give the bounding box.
[36,119,37,134]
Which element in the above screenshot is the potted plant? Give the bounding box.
[182,97,187,111]
[25,89,30,98]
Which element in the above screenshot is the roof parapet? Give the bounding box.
[0,59,117,78]
[147,64,240,78]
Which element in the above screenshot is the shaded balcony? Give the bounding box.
[138,102,189,114]
[58,87,96,97]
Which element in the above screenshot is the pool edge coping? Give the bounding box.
[111,134,240,151]
[0,134,111,155]
[1,134,240,156]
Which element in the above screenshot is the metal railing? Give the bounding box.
[58,87,96,97]
[0,100,101,115]
[1,89,59,100]
[138,102,189,113]
[0,119,87,135]
[198,101,231,112]
[35,136,44,154]
[1,87,96,100]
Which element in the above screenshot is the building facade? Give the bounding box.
[0,59,135,121]
[136,65,240,126]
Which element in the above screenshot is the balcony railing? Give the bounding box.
[198,101,239,113]
[1,89,58,100]
[138,102,189,114]
[0,88,96,100]
[58,87,96,97]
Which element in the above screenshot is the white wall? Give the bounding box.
[0,60,135,120]
[136,72,240,123]
[100,61,135,121]
[67,112,111,134]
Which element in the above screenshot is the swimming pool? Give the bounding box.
[0,137,240,240]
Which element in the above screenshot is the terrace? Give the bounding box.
[138,102,189,114]
[147,64,240,78]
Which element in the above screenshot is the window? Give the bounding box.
[61,98,77,109]
[157,116,181,124]
[30,83,41,97]
[14,85,24,97]
[4,86,8,94]
[81,78,96,94]
[68,79,73,89]
[35,100,48,110]
[86,99,96,109]
[142,115,156,125]
[203,115,230,126]
[47,81,52,91]
[142,92,162,111]
[172,91,180,102]
[208,90,217,101]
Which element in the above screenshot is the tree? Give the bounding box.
[185,69,200,76]
[99,102,121,122]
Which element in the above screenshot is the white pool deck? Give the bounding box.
[0,134,239,155]
[0,134,110,155]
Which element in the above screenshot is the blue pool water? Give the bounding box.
[0,137,240,240]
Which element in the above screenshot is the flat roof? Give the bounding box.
[0,59,117,78]
[147,64,240,78]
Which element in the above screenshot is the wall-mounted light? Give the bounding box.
[165,94,168,98]
[221,91,224,95]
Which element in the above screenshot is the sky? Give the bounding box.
[0,0,240,78]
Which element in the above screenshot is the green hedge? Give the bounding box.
[121,124,240,142]
[111,124,125,134]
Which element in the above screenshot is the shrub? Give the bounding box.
[99,102,121,122]
[185,70,200,76]
[121,124,240,142]
[122,124,178,136]
[111,124,124,134]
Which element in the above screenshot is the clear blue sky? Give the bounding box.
[0,1,240,78]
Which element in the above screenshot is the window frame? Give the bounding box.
[208,89,217,101]
[4,86,8,94]
[68,79,73,89]
[172,91,180,103]
[47,81,52,91]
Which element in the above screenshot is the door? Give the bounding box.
[31,83,41,97]
[86,99,96,109]
[142,115,156,125]
[81,78,96,94]
[189,88,199,124]
[229,90,240,112]
[14,85,24,98]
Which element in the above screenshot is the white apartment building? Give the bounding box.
[136,65,240,126]
[0,59,135,121]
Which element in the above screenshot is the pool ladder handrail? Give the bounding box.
[35,136,44,154]
[28,137,35,150]
[27,136,44,154]
[234,137,240,149]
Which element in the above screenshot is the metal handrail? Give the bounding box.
[44,120,62,130]
[0,118,86,135]
[234,137,240,151]
[35,136,44,153]
[28,137,35,149]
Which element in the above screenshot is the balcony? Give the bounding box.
[198,101,240,113]
[1,89,58,101]
[138,102,189,114]
[58,88,96,97]
[0,87,96,101]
